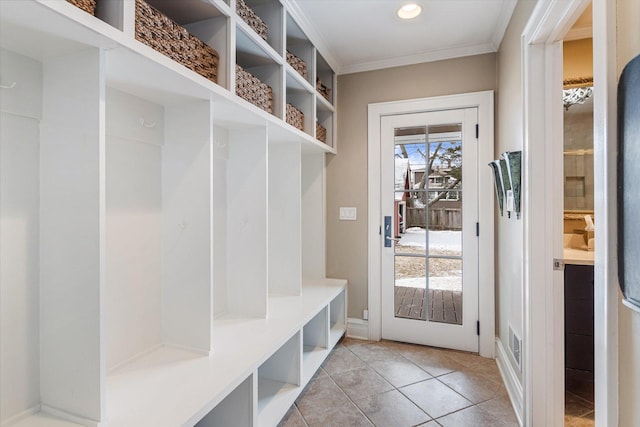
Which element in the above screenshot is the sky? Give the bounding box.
[395,141,461,170]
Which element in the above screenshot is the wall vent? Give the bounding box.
[508,324,522,369]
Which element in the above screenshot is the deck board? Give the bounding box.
[394,286,462,325]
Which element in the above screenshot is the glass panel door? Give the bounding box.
[381,108,479,352]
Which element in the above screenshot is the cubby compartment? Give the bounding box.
[302,307,329,383]
[286,72,314,135]
[63,0,122,31]
[0,48,43,426]
[236,27,282,117]
[195,375,254,427]
[258,332,302,426]
[235,0,283,55]
[316,98,334,148]
[330,289,347,347]
[301,151,326,279]
[212,127,269,318]
[105,87,214,373]
[133,0,223,86]
[285,13,313,86]
[316,51,334,105]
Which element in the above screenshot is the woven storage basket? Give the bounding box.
[316,122,327,143]
[236,0,268,41]
[286,104,304,131]
[316,78,331,102]
[286,51,307,79]
[135,0,219,84]
[236,65,273,114]
[67,0,96,15]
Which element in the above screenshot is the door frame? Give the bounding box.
[522,0,617,425]
[367,91,495,358]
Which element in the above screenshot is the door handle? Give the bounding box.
[386,236,401,242]
[384,216,392,247]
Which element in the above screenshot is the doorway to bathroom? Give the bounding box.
[561,6,596,424]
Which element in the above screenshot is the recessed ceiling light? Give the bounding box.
[397,3,422,20]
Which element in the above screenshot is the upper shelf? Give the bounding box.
[0,0,336,152]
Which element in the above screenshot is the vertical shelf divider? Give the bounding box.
[39,48,105,424]
[212,125,230,319]
[268,142,302,295]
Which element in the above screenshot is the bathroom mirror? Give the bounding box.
[563,85,594,212]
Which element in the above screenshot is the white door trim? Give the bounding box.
[522,0,617,425]
[367,91,495,358]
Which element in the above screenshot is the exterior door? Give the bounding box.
[380,108,479,352]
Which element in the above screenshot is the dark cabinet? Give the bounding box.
[564,264,594,401]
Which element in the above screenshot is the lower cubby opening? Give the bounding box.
[302,307,329,383]
[257,332,301,426]
[329,289,347,347]
[195,375,254,427]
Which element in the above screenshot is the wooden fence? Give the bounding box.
[407,207,462,230]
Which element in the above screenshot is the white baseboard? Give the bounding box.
[1,404,101,427]
[40,404,101,427]
[346,318,369,340]
[496,337,524,426]
[1,404,40,427]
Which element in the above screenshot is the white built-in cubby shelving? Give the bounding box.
[0,1,344,426]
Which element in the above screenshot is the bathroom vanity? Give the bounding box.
[564,247,594,402]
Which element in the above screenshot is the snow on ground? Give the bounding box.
[397,227,461,251]
[395,227,462,291]
[396,276,462,291]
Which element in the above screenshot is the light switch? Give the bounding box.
[339,207,357,221]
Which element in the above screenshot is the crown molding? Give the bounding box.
[338,43,497,75]
[492,0,518,50]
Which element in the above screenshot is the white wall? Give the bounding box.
[496,0,538,379]
[0,49,42,421]
[331,53,498,319]
[105,88,163,370]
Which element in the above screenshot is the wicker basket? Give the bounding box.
[286,104,304,131]
[316,122,327,143]
[67,0,96,15]
[316,78,331,102]
[135,0,219,84]
[286,51,307,79]
[236,65,273,114]
[236,0,268,41]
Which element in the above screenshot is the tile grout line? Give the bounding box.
[291,339,518,427]
[332,343,433,425]
[345,340,497,421]
[341,342,447,425]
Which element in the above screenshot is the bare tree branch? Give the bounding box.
[427,178,461,207]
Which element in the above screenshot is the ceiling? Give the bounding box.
[285,0,518,75]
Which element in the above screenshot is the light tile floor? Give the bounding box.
[278,338,520,427]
